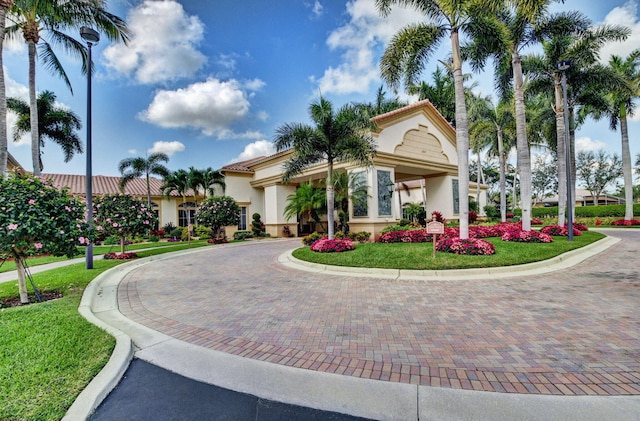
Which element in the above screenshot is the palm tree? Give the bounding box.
[376,0,501,239]
[333,171,369,233]
[118,153,170,206]
[274,97,376,239]
[6,0,129,176]
[283,180,327,233]
[0,0,13,177]
[188,166,226,202]
[7,90,82,171]
[352,86,406,120]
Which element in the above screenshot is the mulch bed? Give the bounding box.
[1,291,63,308]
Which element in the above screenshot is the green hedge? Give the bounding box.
[524,203,640,218]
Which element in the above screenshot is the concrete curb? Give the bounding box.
[280,235,621,280]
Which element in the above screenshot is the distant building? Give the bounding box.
[541,189,625,207]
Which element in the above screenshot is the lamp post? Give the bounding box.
[81,27,100,268]
[557,60,574,241]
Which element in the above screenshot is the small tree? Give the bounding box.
[0,172,89,304]
[576,150,623,206]
[93,194,157,253]
[251,212,264,237]
[195,196,240,239]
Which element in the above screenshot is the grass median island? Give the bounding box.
[292,231,606,270]
[0,241,210,421]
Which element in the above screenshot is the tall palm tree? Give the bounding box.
[352,86,406,120]
[6,0,129,176]
[376,0,501,239]
[274,97,376,239]
[7,90,82,170]
[0,0,13,177]
[188,166,225,201]
[118,152,170,206]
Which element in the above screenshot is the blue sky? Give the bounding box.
[4,0,640,179]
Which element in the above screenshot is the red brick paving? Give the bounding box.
[118,231,640,396]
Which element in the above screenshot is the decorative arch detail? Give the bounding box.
[394,125,450,164]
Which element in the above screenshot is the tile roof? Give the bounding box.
[371,99,455,131]
[220,156,266,173]
[41,173,196,198]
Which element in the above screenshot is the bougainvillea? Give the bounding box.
[0,172,89,303]
[501,229,553,243]
[435,237,495,255]
[310,238,355,252]
[541,225,582,237]
[93,194,157,253]
[195,196,240,238]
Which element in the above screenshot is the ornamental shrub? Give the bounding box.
[541,225,582,237]
[195,196,241,237]
[233,230,254,240]
[610,219,640,226]
[93,194,157,253]
[381,224,414,233]
[348,231,371,243]
[436,237,495,255]
[251,212,265,237]
[169,228,183,239]
[302,231,324,246]
[378,229,434,243]
[103,252,139,260]
[501,229,553,243]
[571,222,589,231]
[0,172,90,303]
[310,238,355,253]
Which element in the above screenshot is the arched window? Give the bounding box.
[178,202,197,227]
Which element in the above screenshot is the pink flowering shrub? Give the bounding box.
[531,217,543,225]
[541,225,582,237]
[310,238,355,253]
[103,252,139,260]
[571,222,589,231]
[436,237,495,255]
[195,196,240,240]
[610,219,640,226]
[378,229,433,243]
[501,229,553,243]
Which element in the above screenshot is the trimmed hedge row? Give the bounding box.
[512,203,640,218]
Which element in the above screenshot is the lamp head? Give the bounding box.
[80,27,100,44]
[556,60,571,71]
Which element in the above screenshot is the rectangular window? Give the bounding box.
[452,179,459,215]
[178,210,195,227]
[352,172,368,217]
[238,207,247,230]
[377,170,392,216]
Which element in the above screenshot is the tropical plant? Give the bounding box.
[283,180,326,233]
[161,169,191,208]
[118,152,170,206]
[352,85,407,120]
[0,172,89,303]
[333,171,369,233]
[0,0,13,177]
[93,194,156,254]
[376,0,502,238]
[189,166,225,200]
[195,196,240,237]
[7,90,82,171]
[6,0,129,176]
[274,97,376,239]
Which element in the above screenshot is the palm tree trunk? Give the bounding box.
[28,40,41,176]
[476,152,481,206]
[620,105,634,220]
[451,29,470,239]
[554,78,567,227]
[512,53,531,231]
[326,161,335,239]
[0,1,11,178]
[146,174,152,207]
[497,127,507,222]
[569,108,577,221]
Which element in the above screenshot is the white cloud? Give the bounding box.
[229,140,276,163]
[5,70,31,146]
[256,110,269,122]
[128,149,137,155]
[314,0,422,95]
[103,0,206,84]
[243,78,266,91]
[148,141,185,156]
[575,136,607,152]
[139,78,253,137]
[599,1,640,64]
[312,1,324,17]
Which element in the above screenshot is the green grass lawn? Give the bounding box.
[0,241,210,421]
[292,231,605,270]
[0,240,208,274]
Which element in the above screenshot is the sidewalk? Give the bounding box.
[65,231,640,420]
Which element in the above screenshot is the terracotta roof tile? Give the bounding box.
[41,173,195,198]
[221,156,266,173]
[371,99,455,131]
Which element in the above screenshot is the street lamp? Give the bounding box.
[557,59,574,241]
[81,27,100,268]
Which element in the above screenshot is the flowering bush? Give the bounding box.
[610,219,640,226]
[310,238,355,253]
[501,229,553,243]
[103,252,139,260]
[541,225,582,236]
[431,210,446,224]
[571,222,589,231]
[195,196,240,237]
[302,232,324,246]
[207,238,228,244]
[435,237,495,255]
[378,228,433,243]
[93,194,157,253]
[531,217,543,225]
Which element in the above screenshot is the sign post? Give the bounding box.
[426,220,445,258]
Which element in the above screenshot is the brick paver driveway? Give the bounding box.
[119,229,640,396]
